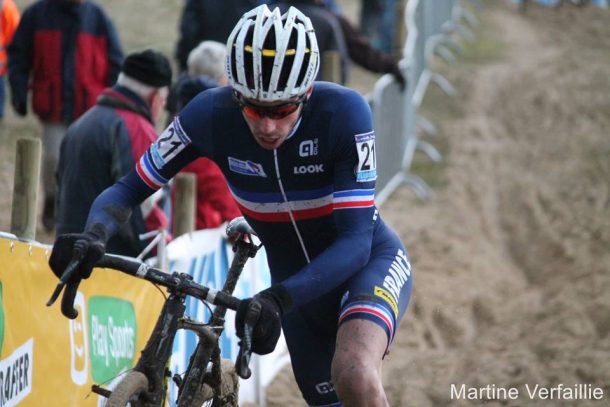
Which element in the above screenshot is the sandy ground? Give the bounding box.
[266,1,610,406]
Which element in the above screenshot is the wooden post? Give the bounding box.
[173,172,196,238]
[11,138,42,241]
[321,50,342,84]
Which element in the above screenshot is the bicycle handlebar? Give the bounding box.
[48,253,243,318]
[97,254,243,310]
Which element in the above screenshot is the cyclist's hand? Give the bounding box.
[235,285,293,355]
[49,232,106,282]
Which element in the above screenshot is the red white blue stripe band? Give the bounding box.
[339,301,396,353]
[228,184,375,222]
[136,151,169,190]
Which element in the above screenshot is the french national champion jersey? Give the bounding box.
[88,82,391,307]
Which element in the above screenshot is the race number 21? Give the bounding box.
[151,119,191,168]
[355,131,377,182]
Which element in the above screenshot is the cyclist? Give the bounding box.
[49,5,412,406]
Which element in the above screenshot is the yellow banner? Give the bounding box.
[0,237,164,406]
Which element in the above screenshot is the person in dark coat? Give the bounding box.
[8,0,123,231]
[275,0,349,83]
[275,0,405,88]
[56,50,171,257]
[174,0,263,72]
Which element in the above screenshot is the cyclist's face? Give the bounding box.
[240,97,304,150]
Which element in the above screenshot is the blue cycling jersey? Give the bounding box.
[88,82,386,307]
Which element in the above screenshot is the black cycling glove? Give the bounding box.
[49,228,107,282]
[235,285,294,355]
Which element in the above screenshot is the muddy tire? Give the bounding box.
[106,371,149,407]
[186,360,239,407]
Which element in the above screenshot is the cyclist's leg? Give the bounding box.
[282,290,344,406]
[333,319,388,406]
[332,225,413,406]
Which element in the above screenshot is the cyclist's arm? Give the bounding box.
[85,116,202,241]
[281,92,378,307]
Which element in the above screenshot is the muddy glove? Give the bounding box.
[235,285,293,355]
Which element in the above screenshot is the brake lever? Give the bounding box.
[236,300,262,379]
[46,249,84,310]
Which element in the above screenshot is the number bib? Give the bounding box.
[151,119,191,169]
[355,131,377,182]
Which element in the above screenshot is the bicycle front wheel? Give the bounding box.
[106,371,150,407]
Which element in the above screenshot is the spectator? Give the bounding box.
[360,0,396,53]
[0,0,20,120]
[55,49,171,257]
[277,0,405,88]
[274,0,350,83]
[335,4,405,89]
[167,40,229,119]
[174,0,264,73]
[169,40,241,231]
[8,0,123,231]
[359,0,384,47]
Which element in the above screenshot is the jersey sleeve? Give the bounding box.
[85,96,214,241]
[281,91,378,306]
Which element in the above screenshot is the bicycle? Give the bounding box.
[47,217,262,407]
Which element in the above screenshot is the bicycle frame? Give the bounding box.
[176,238,259,406]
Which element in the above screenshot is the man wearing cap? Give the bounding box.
[55,49,172,257]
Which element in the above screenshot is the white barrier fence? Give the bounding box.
[373,0,480,205]
[373,0,608,205]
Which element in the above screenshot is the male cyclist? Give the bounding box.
[49,5,412,406]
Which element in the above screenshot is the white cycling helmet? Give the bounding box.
[226,5,320,102]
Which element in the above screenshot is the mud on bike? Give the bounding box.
[47,217,262,406]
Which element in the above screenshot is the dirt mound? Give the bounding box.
[267,2,610,405]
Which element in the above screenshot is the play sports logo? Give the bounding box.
[68,294,137,384]
[88,296,137,383]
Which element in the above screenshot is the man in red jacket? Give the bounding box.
[8,0,123,231]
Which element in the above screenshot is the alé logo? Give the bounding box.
[88,296,137,383]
